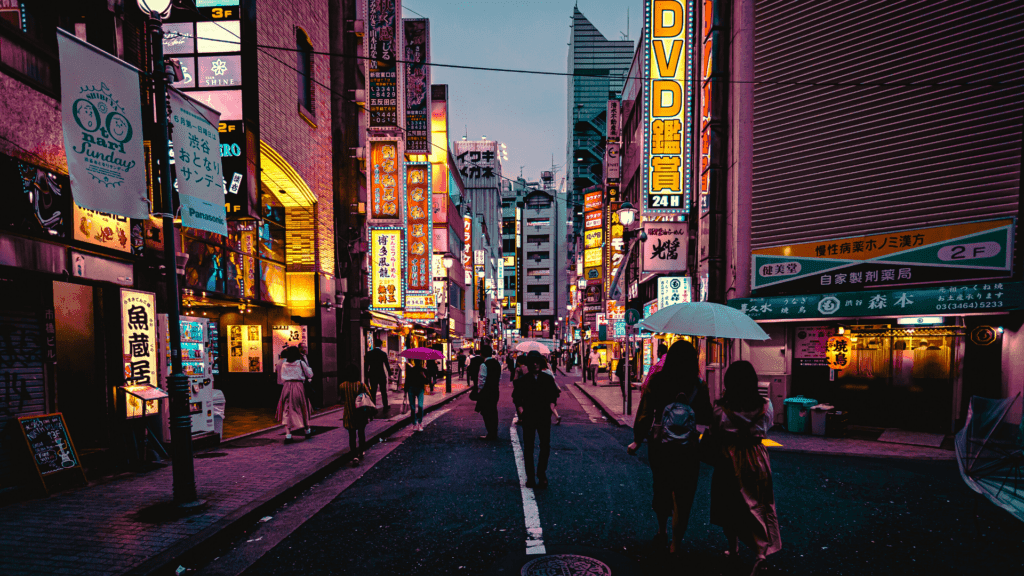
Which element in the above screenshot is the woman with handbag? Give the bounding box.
[627,340,712,554]
[339,363,372,463]
[405,359,427,431]
[710,361,781,575]
[275,346,314,441]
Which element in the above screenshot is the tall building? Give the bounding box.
[566,7,633,239]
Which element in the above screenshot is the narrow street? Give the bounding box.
[187,372,1024,576]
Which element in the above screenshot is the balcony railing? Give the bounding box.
[0,20,59,99]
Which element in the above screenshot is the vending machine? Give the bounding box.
[157,314,216,440]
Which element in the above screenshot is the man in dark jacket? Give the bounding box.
[457,351,467,378]
[364,339,390,412]
[513,354,561,488]
[474,345,502,440]
[467,350,484,387]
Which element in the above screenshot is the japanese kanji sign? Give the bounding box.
[403,19,430,152]
[643,221,688,273]
[751,219,1014,294]
[826,336,852,370]
[585,191,603,212]
[658,276,692,310]
[405,163,432,291]
[370,228,404,310]
[271,325,308,357]
[453,141,500,189]
[729,281,1023,321]
[120,289,159,417]
[585,210,602,230]
[369,140,401,220]
[57,29,149,219]
[366,0,401,129]
[644,0,694,215]
[169,88,227,236]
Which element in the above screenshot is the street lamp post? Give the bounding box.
[140,0,198,505]
[443,254,455,393]
[616,202,640,416]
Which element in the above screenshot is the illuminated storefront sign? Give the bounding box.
[584,211,602,230]
[657,276,692,310]
[366,0,401,129]
[405,163,432,291]
[584,247,603,268]
[369,140,401,220]
[120,289,159,417]
[585,191,603,212]
[644,0,695,214]
[463,215,473,284]
[584,228,603,249]
[227,324,262,373]
[497,256,505,300]
[74,204,132,253]
[642,221,688,273]
[403,19,430,152]
[370,228,404,309]
[406,293,436,308]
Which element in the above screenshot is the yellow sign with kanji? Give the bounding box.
[826,336,852,370]
[370,228,403,309]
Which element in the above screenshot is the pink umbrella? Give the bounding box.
[399,347,443,360]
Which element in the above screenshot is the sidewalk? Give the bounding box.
[0,385,469,576]
[571,371,955,461]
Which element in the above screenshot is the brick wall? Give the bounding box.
[256,0,334,276]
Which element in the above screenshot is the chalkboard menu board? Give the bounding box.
[18,413,81,476]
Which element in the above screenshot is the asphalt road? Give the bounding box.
[195,374,1023,576]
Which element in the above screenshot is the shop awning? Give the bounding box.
[728,281,1021,322]
[369,310,403,329]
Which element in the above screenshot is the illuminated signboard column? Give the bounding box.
[366,0,403,130]
[698,0,728,303]
[644,0,695,215]
[369,228,405,310]
[405,162,433,307]
[403,19,430,153]
[164,1,253,217]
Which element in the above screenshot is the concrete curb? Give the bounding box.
[573,381,628,427]
[128,387,470,576]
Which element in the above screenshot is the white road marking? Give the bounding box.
[510,422,546,555]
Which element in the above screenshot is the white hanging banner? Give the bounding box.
[57,29,149,220]
[169,88,227,236]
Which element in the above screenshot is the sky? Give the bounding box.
[402,0,642,188]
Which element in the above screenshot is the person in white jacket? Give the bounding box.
[275,346,314,440]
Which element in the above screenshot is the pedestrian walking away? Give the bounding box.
[513,353,561,488]
[364,339,391,413]
[275,345,314,440]
[457,350,467,378]
[474,345,502,440]
[709,360,782,575]
[467,350,483,386]
[537,355,562,425]
[426,358,438,393]
[588,347,601,384]
[338,363,370,463]
[406,359,427,431]
[627,340,712,555]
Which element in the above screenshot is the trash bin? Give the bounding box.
[825,410,849,437]
[211,389,226,440]
[784,396,818,433]
[810,404,833,436]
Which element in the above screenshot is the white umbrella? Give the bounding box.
[639,301,770,340]
[515,340,551,354]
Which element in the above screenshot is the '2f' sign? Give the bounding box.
[938,242,1001,261]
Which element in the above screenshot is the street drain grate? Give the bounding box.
[521,554,612,576]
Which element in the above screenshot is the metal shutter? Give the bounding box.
[0,307,47,484]
[750,0,1024,249]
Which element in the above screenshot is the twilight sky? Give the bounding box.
[403,0,642,188]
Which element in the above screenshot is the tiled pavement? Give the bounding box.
[0,385,469,576]
[571,368,956,461]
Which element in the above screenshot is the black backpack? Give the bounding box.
[654,388,699,447]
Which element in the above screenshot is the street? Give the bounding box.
[190,373,1023,576]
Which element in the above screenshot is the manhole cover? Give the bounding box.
[521,554,612,576]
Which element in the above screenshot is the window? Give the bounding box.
[527,218,550,227]
[527,269,550,278]
[527,302,549,310]
[502,238,516,253]
[527,251,550,261]
[526,195,552,209]
[527,285,550,294]
[296,28,314,115]
[527,234,548,245]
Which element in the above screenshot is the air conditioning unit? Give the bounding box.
[354,147,365,160]
[354,89,365,104]
[353,20,365,36]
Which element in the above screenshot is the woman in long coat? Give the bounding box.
[338,363,370,463]
[628,341,712,554]
[275,346,313,440]
[710,360,782,574]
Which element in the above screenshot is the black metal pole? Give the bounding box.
[149,13,198,505]
[445,267,451,393]
[625,230,633,416]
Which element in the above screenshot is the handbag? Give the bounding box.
[354,382,378,416]
[468,385,480,401]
